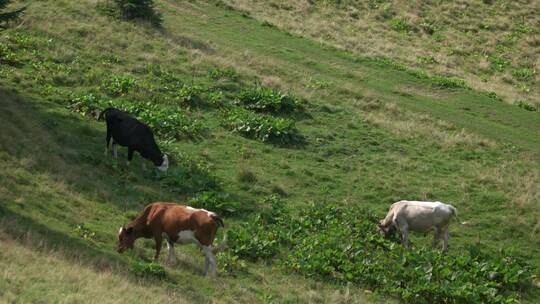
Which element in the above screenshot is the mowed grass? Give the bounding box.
[0,0,539,302]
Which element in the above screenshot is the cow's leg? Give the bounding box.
[202,245,217,277]
[113,142,118,158]
[442,227,449,252]
[153,234,163,261]
[432,227,441,248]
[105,127,112,156]
[127,147,134,166]
[398,223,409,248]
[166,239,176,264]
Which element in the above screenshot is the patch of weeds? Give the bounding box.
[237,167,257,184]
[306,78,331,90]
[419,19,438,35]
[176,84,205,106]
[417,54,438,64]
[74,224,96,241]
[516,101,537,112]
[488,55,510,72]
[227,202,534,304]
[101,75,137,97]
[207,90,224,106]
[209,67,238,81]
[221,108,302,145]
[217,251,248,275]
[512,68,536,81]
[389,18,415,33]
[486,91,504,102]
[129,260,167,279]
[235,87,300,113]
[431,75,467,89]
[189,191,241,215]
[0,44,19,66]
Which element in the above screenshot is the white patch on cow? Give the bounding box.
[185,206,196,211]
[176,230,199,245]
[118,227,123,235]
[166,241,176,263]
[157,154,169,172]
[200,208,216,217]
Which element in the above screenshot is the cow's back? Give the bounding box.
[159,204,218,246]
[396,201,453,232]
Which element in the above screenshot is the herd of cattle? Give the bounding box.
[99,107,458,277]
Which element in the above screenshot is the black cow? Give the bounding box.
[98,108,169,171]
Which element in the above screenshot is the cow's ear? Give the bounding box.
[126,226,133,234]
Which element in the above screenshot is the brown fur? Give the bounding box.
[117,202,223,260]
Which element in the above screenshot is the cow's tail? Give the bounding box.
[211,215,228,254]
[449,205,459,222]
[210,214,224,228]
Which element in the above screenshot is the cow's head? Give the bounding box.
[117,225,136,253]
[377,222,395,238]
[156,154,169,172]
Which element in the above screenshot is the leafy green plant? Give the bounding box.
[129,260,167,278]
[0,43,18,65]
[221,108,301,145]
[235,87,300,113]
[516,100,537,112]
[431,75,467,89]
[417,55,438,64]
[101,75,137,97]
[227,201,533,303]
[489,55,511,72]
[389,18,414,32]
[74,224,96,241]
[209,67,238,81]
[189,191,241,215]
[512,68,536,81]
[176,84,204,105]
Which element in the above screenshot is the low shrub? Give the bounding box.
[226,201,533,303]
[512,68,536,81]
[129,260,167,278]
[176,84,205,105]
[516,100,537,112]
[189,191,241,215]
[67,92,205,139]
[221,108,301,144]
[112,0,162,26]
[235,87,300,113]
[389,18,415,32]
[101,75,137,97]
[430,75,467,89]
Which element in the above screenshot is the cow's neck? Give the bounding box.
[130,217,152,239]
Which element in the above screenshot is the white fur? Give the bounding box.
[380,200,457,251]
[157,154,169,172]
[176,230,199,245]
[202,245,217,277]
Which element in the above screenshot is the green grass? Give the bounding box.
[0,0,539,303]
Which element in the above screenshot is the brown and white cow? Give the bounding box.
[117,202,225,277]
[378,200,458,251]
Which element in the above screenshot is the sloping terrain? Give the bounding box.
[0,0,539,303]
[222,0,540,106]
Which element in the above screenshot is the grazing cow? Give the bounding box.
[98,107,168,171]
[378,200,457,251]
[117,202,226,277]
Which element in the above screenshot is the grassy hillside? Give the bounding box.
[222,0,540,107]
[1,0,539,303]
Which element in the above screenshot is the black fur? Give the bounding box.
[98,108,165,167]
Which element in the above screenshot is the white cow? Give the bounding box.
[378,201,458,251]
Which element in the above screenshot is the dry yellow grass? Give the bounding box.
[222,0,540,105]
